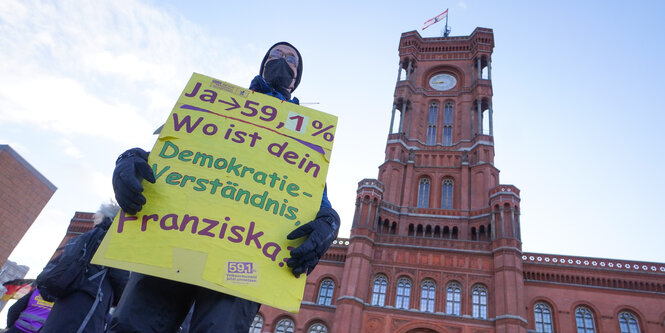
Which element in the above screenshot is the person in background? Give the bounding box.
[39,203,129,333]
[5,288,53,333]
[108,41,340,332]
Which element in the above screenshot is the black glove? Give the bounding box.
[286,207,340,277]
[112,148,155,214]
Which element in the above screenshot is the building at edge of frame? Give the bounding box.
[0,144,57,268]
[255,27,665,333]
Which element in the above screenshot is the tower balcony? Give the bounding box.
[356,178,384,200]
[387,132,406,142]
[381,200,491,219]
[386,132,494,151]
[489,185,521,206]
[406,206,491,217]
[471,77,493,97]
[374,233,492,252]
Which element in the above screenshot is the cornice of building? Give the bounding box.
[493,314,528,324]
[349,235,375,245]
[523,279,665,296]
[522,252,665,275]
[363,303,498,325]
[336,295,365,305]
[300,301,337,311]
[491,246,522,255]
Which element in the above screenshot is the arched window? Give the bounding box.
[308,323,328,333]
[420,280,436,312]
[618,312,640,333]
[317,279,334,306]
[446,282,462,315]
[395,277,411,309]
[371,275,388,306]
[249,314,263,333]
[427,102,438,145]
[441,178,453,209]
[417,178,430,208]
[472,285,488,319]
[443,102,453,146]
[534,303,554,333]
[575,306,596,333]
[275,318,295,333]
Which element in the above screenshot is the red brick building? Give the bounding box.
[61,28,665,333]
[253,28,665,333]
[0,144,56,267]
[48,211,97,261]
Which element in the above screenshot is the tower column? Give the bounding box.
[477,100,482,136]
[352,199,360,227]
[470,106,475,137]
[333,235,373,333]
[373,199,381,231]
[490,211,496,240]
[515,209,521,240]
[399,102,406,133]
[489,100,494,136]
[405,101,412,137]
[477,57,482,80]
[389,103,397,134]
[365,199,374,227]
[397,61,402,82]
[488,57,492,80]
[406,59,412,80]
[510,206,516,238]
[460,155,469,209]
[499,206,505,238]
[401,153,415,209]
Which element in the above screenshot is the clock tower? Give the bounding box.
[335,28,528,332]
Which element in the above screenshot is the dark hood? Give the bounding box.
[259,41,303,92]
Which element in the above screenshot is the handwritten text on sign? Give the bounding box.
[92,73,337,313]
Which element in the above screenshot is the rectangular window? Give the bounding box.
[443,126,452,146]
[427,126,436,145]
[417,180,430,208]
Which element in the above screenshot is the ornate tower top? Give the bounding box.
[352,28,520,246]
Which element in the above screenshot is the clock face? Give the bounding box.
[429,73,457,91]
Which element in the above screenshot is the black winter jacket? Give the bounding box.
[40,208,129,333]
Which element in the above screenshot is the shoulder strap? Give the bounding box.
[76,268,108,333]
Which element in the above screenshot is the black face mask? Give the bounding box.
[263,58,294,95]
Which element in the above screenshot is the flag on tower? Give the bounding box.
[422,9,448,30]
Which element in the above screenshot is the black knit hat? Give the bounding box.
[259,42,303,91]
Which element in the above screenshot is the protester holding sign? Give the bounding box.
[108,42,340,333]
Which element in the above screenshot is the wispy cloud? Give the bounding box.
[0,0,259,285]
[0,0,257,145]
[58,138,84,159]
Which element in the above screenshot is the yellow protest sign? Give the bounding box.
[92,73,337,312]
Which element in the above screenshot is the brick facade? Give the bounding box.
[253,28,665,333]
[59,28,665,333]
[0,145,56,267]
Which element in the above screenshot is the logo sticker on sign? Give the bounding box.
[226,261,258,285]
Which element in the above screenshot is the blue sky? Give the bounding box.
[1,0,664,316]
